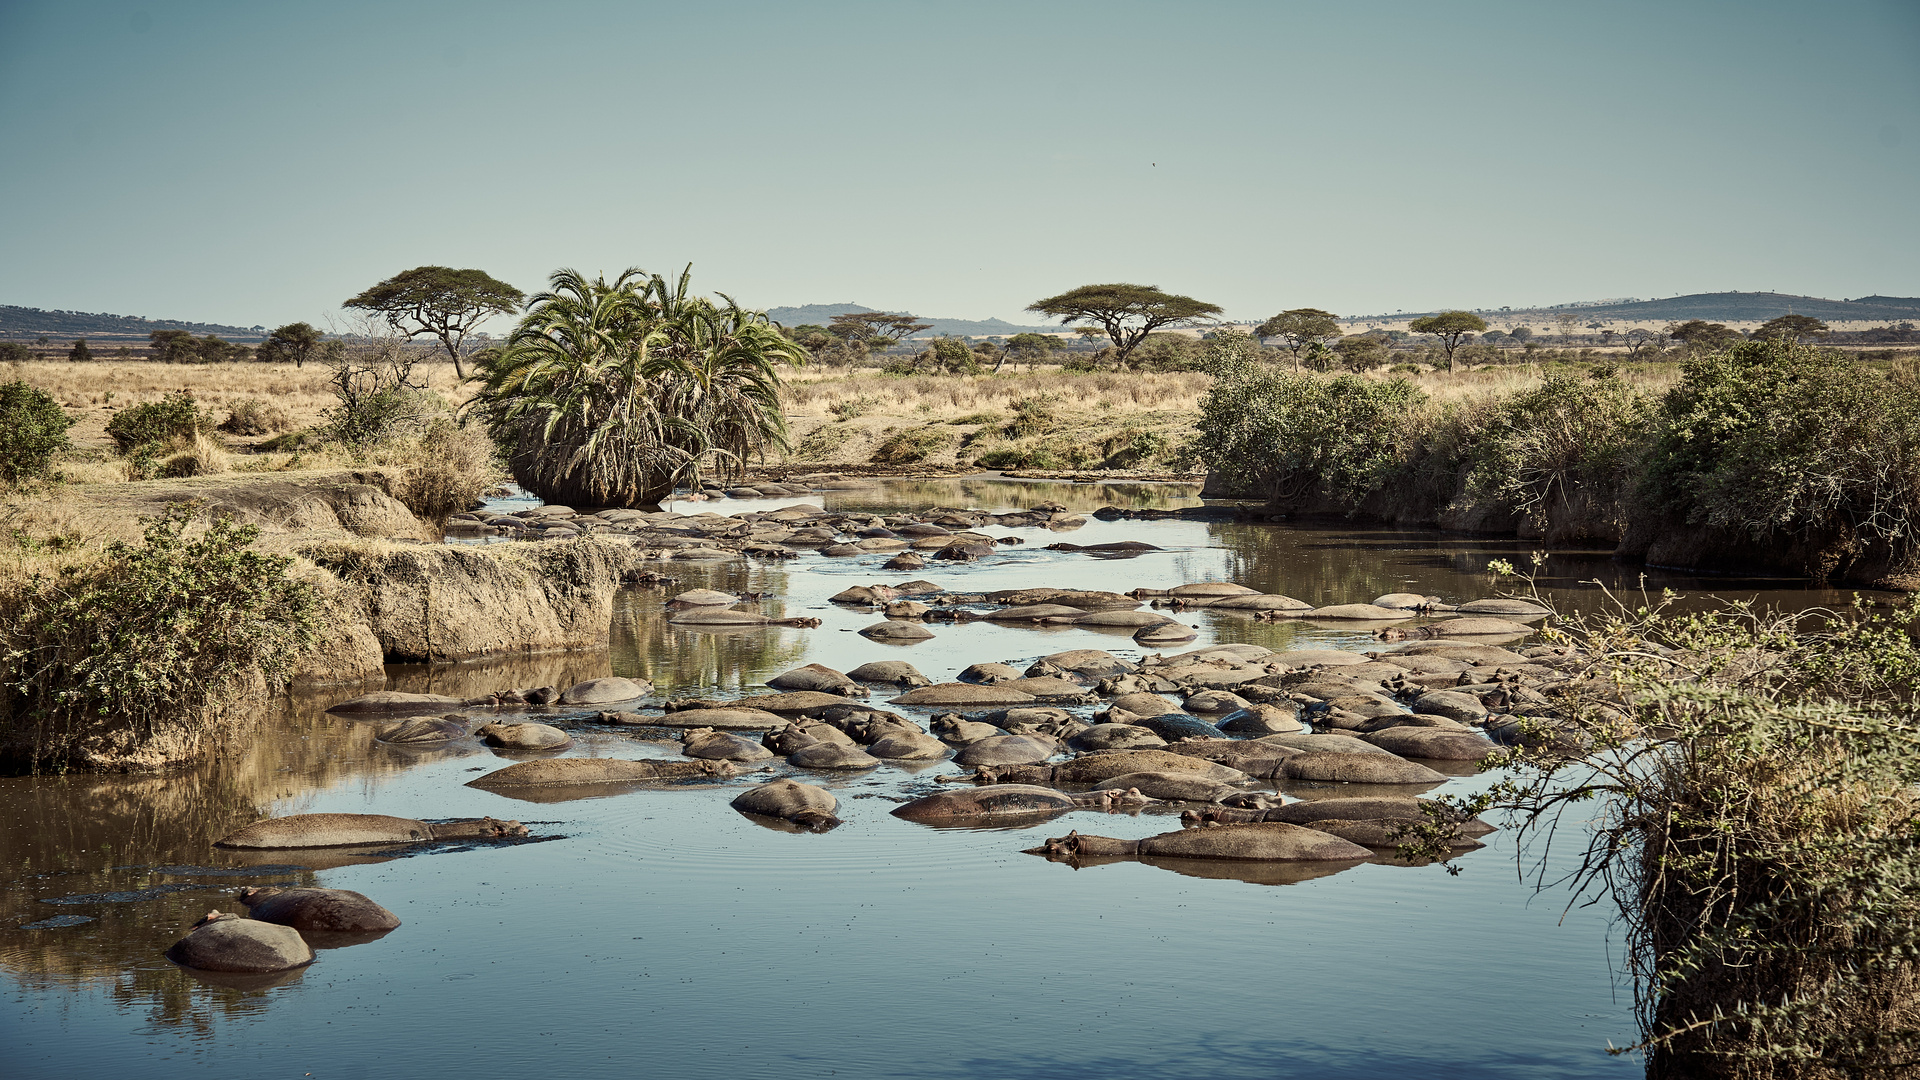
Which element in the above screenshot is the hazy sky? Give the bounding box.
[2,0,1916,330]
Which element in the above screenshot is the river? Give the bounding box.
[1,477,1877,1079]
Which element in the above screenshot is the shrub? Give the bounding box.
[947,411,1002,426]
[105,391,210,453]
[1190,335,1425,507]
[1457,372,1652,534]
[1004,396,1057,438]
[395,421,501,531]
[0,504,322,771]
[870,426,955,464]
[158,432,230,478]
[0,380,74,485]
[829,395,881,421]
[1643,340,1920,574]
[219,398,293,436]
[1100,426,1169,469]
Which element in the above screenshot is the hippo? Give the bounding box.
[1281,752,1447,784]
[951,734,1058,767]
[1028,822,1371,863]
[1037,649,1137,677]
[477,722,573,751]
[788,741,881,769]
[326,691,467,717]
[559,677,653,705]
[892,785,1153,824]
[1132,713,1228,742]
[966,750,1249,786]
[376,714,475,745]
[1134,622,1199,646]
[467,758,735,789]
[860,621,935,642]
[1163,737,1301,779]
[670,588,738,606]
[893,683,1037,707]
[216,814,528,849]
[845,661,931,687]
[1068,724,1167,752]
[930,717,1005,745]
[1457,598,1552,616]
[766,664,865,696]
[1091,772,1270,806]
[166,912,314,973]
[1217,705,1302,736]
[730,779,842,830]
[959,662,1025,684]
[865,729,949,760]
[1376,617,1535,641]
[883,552,927,571]
[236,887,401,932]
[602,707,785,730]
[1360,727,1500,761]
[680,727,775,761]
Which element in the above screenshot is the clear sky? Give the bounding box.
[2,0,1916,330]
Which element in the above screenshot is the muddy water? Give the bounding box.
[0,478,1882,1079]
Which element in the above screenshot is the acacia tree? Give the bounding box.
[1026,283,1221,369]
[1755,313,1829,342]
[1002,332,1055,371]
[1255,308,1342,368]
[344,266,524,379]
[1408,310,1489,371]
[828,312,931,350]
[256,322,325,367]
[1668,320,1742,350]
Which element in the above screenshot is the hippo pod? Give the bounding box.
[236,887,400,932]
[166,912,314,974]
[892,785,1153,824]
[731,779,842,830]
[467,757,736,789]
[1028,822,1371,863]
[216,813,527,849]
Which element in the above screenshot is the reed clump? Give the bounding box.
[1418,589,1920,1078]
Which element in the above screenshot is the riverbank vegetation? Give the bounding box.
[1417,583,1920,1076]
[1191,333,1920,587]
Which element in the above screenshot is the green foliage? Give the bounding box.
[1643,340,1920,568]
[0,342,33,364]
[925,337,980,375]
[320,335,436,446]
[1754,313,1829,342]
[947,411,1002,426]
[1407,311,1489,370]
[1188,331,1424,507]
[1099,425,1169,468]
[255,322,326,367]
[869,425,954,464]
[829,395,882,421]
[0,505,322,771]
[1457,372,1652,530]
[1004,396,1057,438]
[66,338,91,362]
[469,266,803,507]
[1124,332,1201,371]
[1415,594,1920,1074]
[105,391,210,453]
[0,380,75,485]
[1027,283,1222,367]
[1333,333,1389,371]
[1003,333,1055,364]
[148,329,247,364]
[1255,308,1341,357]
[395,420,500,531]
[1667,319,1743,349]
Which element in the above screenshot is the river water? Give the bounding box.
[0,477,1878,1079]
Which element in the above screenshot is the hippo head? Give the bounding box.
[1220,792,1276,810]
[1091,787,1153,810]
[680,727,716,743]
[234,886,284,909]
[191,910,239,929]
[1374,628,1409,642]
[701,760,740,778]
[481,817,529,838]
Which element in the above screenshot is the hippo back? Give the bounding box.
[215,813,430,849]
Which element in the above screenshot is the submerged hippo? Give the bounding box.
[892,785,1153,824]
[468,758,736,789]
[730,779,842,830]
[236,887,401,932]
[216,814,527,850]
[1028,822,1371,863]
[1090,771,1270,806]
[166,912,314,973]
[680,727,775,761]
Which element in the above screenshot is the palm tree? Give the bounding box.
[468,266,804,509]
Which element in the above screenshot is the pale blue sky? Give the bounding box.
[2,0,1915,329]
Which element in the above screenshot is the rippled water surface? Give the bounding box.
[2,477,1879,1079]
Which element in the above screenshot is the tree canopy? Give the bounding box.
[1754,314,1829,342]
[1667,320,1743,349]
[1407,310,1489,371]
[256,322,326,367]
[344,266,524,379]
[1026,283,1221,367]
[827,312,931,346]
[1255,308,1342,363]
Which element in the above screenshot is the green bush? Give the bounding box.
[0,504,322,771]
[105,391,210,453]
[0,380,74,485]
[219,398,293,435]
[1644,340,1920,565]
[1457,372,1652,531]
[829,395,881,421]
[1004,396,1057,438]
[870,426,955,464]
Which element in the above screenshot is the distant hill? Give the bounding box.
[765,302,1063,339]
[0,305,267,343]
[1356,292,1920,326]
